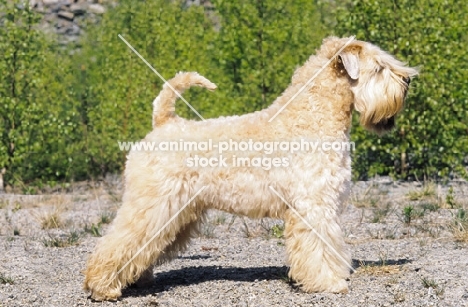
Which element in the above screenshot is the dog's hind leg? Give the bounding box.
[83,189,202,301]
[132,218,203,287]
[284,204,351,293]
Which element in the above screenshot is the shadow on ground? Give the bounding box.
[123,265,290,298]
[121,258,412,299]
[352,258,412,269]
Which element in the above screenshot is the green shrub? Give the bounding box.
[1,0,466,185]
[334,0,468,180]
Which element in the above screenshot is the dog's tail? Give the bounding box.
[152,72,217,127]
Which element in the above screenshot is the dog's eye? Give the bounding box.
[402,77,411,85]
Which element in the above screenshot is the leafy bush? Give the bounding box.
[0,0,466,186]
[0,1,82,184]
[334,0,468,180]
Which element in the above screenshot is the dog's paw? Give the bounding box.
[88,289,121,302]
[327,278,349,294]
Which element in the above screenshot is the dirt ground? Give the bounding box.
[0,176,467,307]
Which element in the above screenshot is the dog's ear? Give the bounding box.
[338,52,360,80]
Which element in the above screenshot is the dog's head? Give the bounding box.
[327,37,418,134]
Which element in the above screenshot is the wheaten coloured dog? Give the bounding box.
[84,36,418,301]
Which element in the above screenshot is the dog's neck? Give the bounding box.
[264,66,354,140]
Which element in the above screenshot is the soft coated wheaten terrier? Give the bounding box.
[84,36,418,301]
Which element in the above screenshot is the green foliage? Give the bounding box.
[455,208,467,222]
[4,0,325,184]
[0,0,84,184]
[0,0,466,185]
[402,204,424,225]
[403,205,414,225]
[0,1,46,182]
[212,0,326,114]
[270,223,285,238]
[334,0,468,180]
[445,186,457,208]
[71,0,220,176]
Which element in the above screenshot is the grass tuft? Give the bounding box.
[0,273,14,285]
[34,208,63,229]
[371,204,392,223]
[451,209,468,242]
[421,277,445,297]
[351,184,388,208]
[42,231,80,247]
[406,183,435,201]
[402,205,424,225]
[445,186,459,208]
[99,211,115,225]
[84,223,102,237]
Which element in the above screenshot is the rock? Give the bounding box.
[35,6,46,13]
[70,3,87,15]
[30,0,108,44]
[49,3,63,13]
[88,3,105,14]
[65,24,81,36]
[42,0,59,6]
[56,18,73,31]
[44,13,56,23]
[58,10,74,21]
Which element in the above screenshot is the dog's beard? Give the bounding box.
[372,116,395,133]
[353,78,407,134]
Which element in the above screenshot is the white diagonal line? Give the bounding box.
[117,186,206,274]
[269,186,355,273]
[118,34,205,121]
[268,36,356,122]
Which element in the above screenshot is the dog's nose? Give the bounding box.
[402,76,411,85]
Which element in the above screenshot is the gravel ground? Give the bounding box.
[0,178,467,307]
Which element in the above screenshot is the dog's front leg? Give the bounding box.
[284,203,351,293]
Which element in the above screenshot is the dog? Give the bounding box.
[84,36,418,301]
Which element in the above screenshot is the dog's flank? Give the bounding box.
[152,72,217,127]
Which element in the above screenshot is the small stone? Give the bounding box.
[42,0,59,5]
[58,10,74,21]
[35,6,45,13]
[88,3,105,14]
[44,13,56,22]
[70,3,87,15]
[65,24,81,36]
[56,19,73,33]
